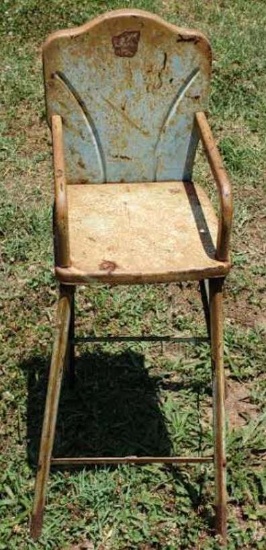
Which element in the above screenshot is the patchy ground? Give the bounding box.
[0,1,265,549]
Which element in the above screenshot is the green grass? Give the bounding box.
[0,0,266,548]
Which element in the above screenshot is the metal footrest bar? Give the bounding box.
[73,336,210,344]
[51,455,213,466]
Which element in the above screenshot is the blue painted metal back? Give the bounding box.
[43,9,212,183]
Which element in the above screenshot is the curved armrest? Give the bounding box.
[52,115,70,267]
[195,111,233,263]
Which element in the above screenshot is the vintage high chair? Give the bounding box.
[31,9,233,543]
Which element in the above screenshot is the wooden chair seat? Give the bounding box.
[55,180,230,285]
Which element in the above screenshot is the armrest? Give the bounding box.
[51,115,70,267]
[195,111,233,263]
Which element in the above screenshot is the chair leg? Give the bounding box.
[199,279,211,338]
[67,286,76,386]
[30,285,72,539]
[209,278,227,544]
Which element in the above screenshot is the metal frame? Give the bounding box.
[30,286,72,538]
[51,456,213,465]
[209,278,226,540]
[31,278,226,543]
[50,112,233,278]
[30,109,231,541]
[31,10,232,543]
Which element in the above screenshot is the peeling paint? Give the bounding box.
[99,260,118,272]
[43,11,211,184]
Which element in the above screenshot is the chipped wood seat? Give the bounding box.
[31,8,233,544]
[55,181,230,284]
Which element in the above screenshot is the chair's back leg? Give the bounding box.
[209,278,227,544]
[67,286,76,386]
[199,279,211,338]
[30,285,72,539]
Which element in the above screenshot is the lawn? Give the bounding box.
[0,0,266,548]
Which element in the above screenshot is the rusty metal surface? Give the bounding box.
[34,10,230,542]
[51,456,213,465]
[43,9,211,184]
[55,180,230,284]
[52,115,70,266]
[30,286,72,539]
[210,278,227,543]
[73,335,209,344]
[112,30,141,57]
[196,112,233,263]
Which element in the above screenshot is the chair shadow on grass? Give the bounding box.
[21,348,214,529]
[21,349,173,465]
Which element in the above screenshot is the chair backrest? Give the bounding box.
[43,9,212,184]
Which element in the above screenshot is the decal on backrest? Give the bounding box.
[112,31,140,57]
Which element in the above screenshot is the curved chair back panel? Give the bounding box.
[43,10,212,183]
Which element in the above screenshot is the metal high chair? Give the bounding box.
[31,9,233,543]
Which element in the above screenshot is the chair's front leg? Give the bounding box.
[209,278,227,544]
[30,285,72,539]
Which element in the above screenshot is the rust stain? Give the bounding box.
[158,52,167,88]
[47,79,55,89]
[176,34,200,44]
[99,260,118,273]
[30,508,44,539]
[103,95,149,136]
[77,159,86,169]
[187,93,201,100]
[112,154,132,160]
[112,30,140,57]
[78,179,90,185]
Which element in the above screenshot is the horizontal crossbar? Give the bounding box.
[73,336,210,344]
[51,455,213,466]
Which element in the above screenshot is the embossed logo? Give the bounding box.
[112,30,140,58]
